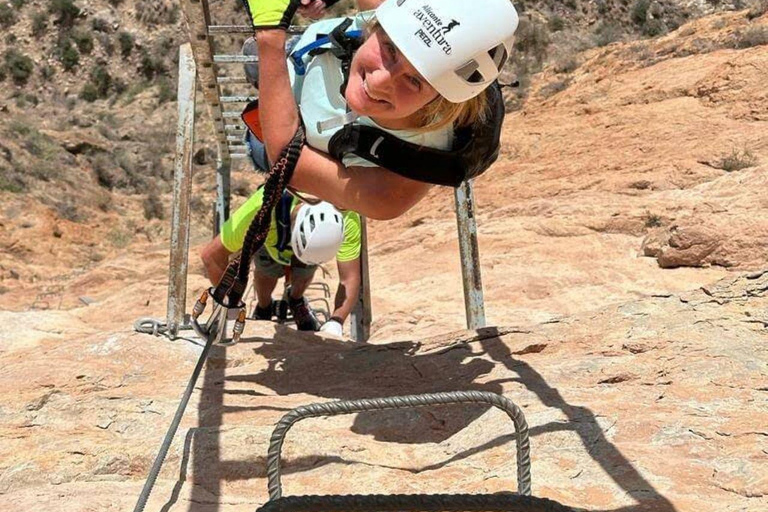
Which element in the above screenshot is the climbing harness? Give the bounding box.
[192,126,306,345]
[253,391,573,512]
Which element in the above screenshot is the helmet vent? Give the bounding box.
[320,213,325,221]
[489,44,508,71]
[309,215,316,231]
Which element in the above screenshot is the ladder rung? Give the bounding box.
[227,135,244,142]
[225,124,246,131]
[214,55,257,63]
[223,111,243,118]
[207,25,306,35]
[217,76,251,84]
[230,153,250,159]
[229,145,248,151]
[221,96,257,103]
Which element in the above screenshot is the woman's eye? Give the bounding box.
[408,76,422,90]
[385,43,397,60]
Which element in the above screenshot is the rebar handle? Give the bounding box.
[266,391,531,500]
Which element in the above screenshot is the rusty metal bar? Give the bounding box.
[350,217,372,342]
[207,24,305,35]
[214,54,258,63]
[215,157,231,234]
[454,181,486,330]
[166,43,197,338]
[221,95,258,103]
[217,76,250,85]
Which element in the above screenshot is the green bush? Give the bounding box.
[595,22,623,47]
[632,0,650,25]
[143,192,165,220]
[40,63,55,80]
[57,38,79,71]
[747,0,768,19]
[548,15,565,32]
[72,29,93,54]
[118,31,134,57]
[735,26,768,48]
[49,0,80,28]
[31,11,47,36]
[91,17,111,32]
[0,4,16,28]
[643,19,666,37]
[11,0,26,8]
[157,77,174,104]
[715,148,758,171]
[138,49,165,80]
[79,83,99,102]
[4,49,34,85]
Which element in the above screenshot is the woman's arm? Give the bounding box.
[292,146,432,220]
[330,258,362,323]
[255,21,432,220]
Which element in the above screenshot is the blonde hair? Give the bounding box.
[362,18,490,132]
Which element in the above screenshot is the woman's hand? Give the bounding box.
[245,0,301,30]
[297,0,327,19]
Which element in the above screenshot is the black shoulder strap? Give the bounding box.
[274,191,293,252]
[328,82,505,187]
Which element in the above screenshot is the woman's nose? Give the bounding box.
[366,68,396,95]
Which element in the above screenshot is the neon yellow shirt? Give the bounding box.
[220,187,361,266]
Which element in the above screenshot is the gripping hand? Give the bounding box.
[244,0,301,30]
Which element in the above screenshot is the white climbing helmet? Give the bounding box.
[376,0,519,103]
[291,202,345,265]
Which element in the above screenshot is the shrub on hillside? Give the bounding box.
[31,10,48,36]
[72,29,94,54]
[143,192,165,220]
[514,18,550,67]
[56,37,79,71]
[734,26,768,48]
[0,4,16,28]
[4,49,34,85]
[11,0,26,8]
[715,148,758,171]
[138,49,166,80]
[91,17,111,32]
[80,64,112,101]
[548,15,565,32]
[40,63,55,80]
[157,77,174,104]
[118,31,134,57]
[632,0,650,25]
[747,0,768,19]
[595,22,623,46]
[49,0,80,28]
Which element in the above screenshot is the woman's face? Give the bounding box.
[345,28,439,130]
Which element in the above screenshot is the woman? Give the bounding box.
[245,0,519,220]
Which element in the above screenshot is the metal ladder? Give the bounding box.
[168,0,485,342]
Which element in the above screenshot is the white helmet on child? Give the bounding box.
[376,0,519,103]
[291,202,345,265]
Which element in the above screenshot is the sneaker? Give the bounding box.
[252,301,274,321]
[289,296,320,331]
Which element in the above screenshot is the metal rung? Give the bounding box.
[227,135,244,142]
[223,111,243,118]
[229,145,248,151]
[230,153,250,159]
[217,76,251,84]
[225,124,246,131]
[214,55,257,63]
[221,96,257,103]
[207,25,305,35]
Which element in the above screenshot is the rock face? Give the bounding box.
[0,271,766,511]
